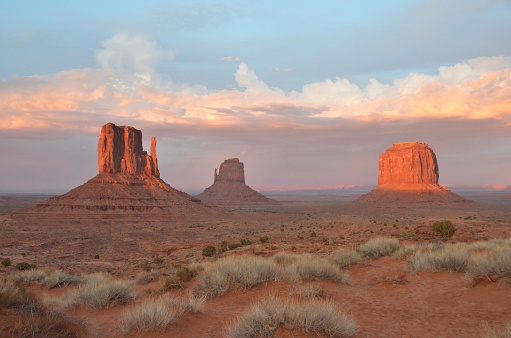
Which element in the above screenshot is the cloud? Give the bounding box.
[95,33,175,84]
[220,56,241,62]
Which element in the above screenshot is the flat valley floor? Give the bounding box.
[1,191,510,337]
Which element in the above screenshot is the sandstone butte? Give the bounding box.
[18,123,212,216]
[357,142,471,204]
[196,158,278,206]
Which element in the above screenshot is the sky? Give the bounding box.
[1,0,510,193]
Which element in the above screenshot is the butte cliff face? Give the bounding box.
[378,142,439,189]
[98,123,159,177]
[358,142,470,204]
[196,158,277,206]
[19,123,214,219]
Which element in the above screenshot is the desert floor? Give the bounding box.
[1,190,510,337]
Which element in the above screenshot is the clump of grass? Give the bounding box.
[359,237,402,259]
[120,297,177,334]
[431,220,456,238]
[136,270,159,285]
[272,252,299,266]
[1,279,86,337]
[65,273,137,309]
[468,246,511,279]
[330,249,362,269]
[41,270,83,289]
[260,236,269,243]
[225,294,357,338]
[481,321,511,338]
[289,255,350,284]
[408,244,470,273]
[120,293,207,334]
[1,258,11,267]
[194,256,283,299]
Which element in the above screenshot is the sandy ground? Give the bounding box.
[1,191,510,337]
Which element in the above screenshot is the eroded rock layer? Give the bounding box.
[196,158,277,206]
[357,142,471,204]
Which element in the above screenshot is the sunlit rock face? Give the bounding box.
[378,142,439,189]
[98,123,159,177]
[357,142,471,204]
[196,158,278,206]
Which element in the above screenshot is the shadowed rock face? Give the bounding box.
[214,158,245,183]
[98,123,159,177]
[17,123,216,217]
[196,158,277,206]
[378,142,439,188]
[357,142,471,204]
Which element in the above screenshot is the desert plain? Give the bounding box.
[1,125,510,338]
[0,187,510,337]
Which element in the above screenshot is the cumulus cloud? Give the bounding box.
[95,33,175,84]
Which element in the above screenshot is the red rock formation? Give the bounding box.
[357,142,471,204]
[98,123,159,177]
[378,142,439,189]
[214,158,245,183]
[197,158,277,206]
[18,123,216,218]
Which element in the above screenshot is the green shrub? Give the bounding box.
[15,262,33,271]
[240,239,252,246]
[431,220,456,238]
[260,236,269,243]
[228,243,241,250]
[202,245,217,257]
[1,258,11,267]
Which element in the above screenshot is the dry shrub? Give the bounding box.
[225,294,357,338]
[359,237,402,259]
[120,297,177,334]
[329,249,362,269]
[1,279,85,337]
[11,269,82,289]
[408,240,511,277]
[194,256,283,299]
[289,255,350,284]
[159,276,183,293]
[272,252,299,266]
[120,293,207,334]
[42,270,83,288]
[62,273,137,309]
[481,321,511,338]
[136,270,159,285]
[408,244,470,273]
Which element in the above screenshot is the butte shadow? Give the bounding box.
[355,142,472,205]
[195,158,278,206]
[14,123,217,220]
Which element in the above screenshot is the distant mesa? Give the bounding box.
[18,123,213,217]
[357,142,471,204]
[196,158,278,206]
